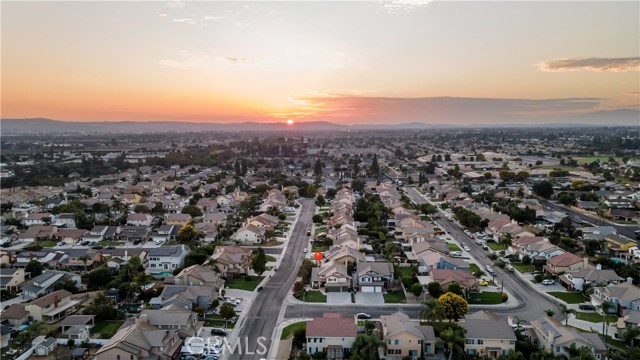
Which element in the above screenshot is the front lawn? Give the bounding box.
[91,320,124,339]
[204,314,237,329]
[547,291,589,304]
[575,312,617,323]
[281,321,306,340]
[467,292,504,305]
[97,241,125,247]
[311,246,329,252]
[314,228,327,236]
[469,264,480,273]
[447,243,462,252]
[486,242,506,251]
[39,240,57,248]
[225,275,264,291]
[265,255,277,263]
[296,290,327,303]
[511,263,536,273]
[383,290,407,303]
[259,240,284,247]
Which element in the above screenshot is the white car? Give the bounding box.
[451,251,463,257]
[542,279,555,285]
[463,245,471,251]
[475,239,484,245]
[356,313,371,319]
[303,248,308,253]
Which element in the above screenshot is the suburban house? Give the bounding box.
[24,213,53,226]
[210,246,252,278]
[461,317,516,357]
[355,261,394,293]
[83,225,117,243]
[0,267,26,291]
[126,213,153,226]
[380,312,437,359]
[119,226,150,242]
[530,317,606,359]
[150,285,217,310]
[22,270,83,300]
[54,213,76,228]
[57,228,88,245]
[164,213,191,227]
[173,264,224,290]
[323,245,365,266]
[306,313,357,359]
[559,267,624,291]
[424,269,478,293]
[24,290,80,324]
[616,310,640,344]
[151,225,179,244]
[544,254,592,275]
[59,315,95,339]
[32,336,58,356]
[93,316,182,360]
[0,304,29,326]
[146,245,189,278]
[311,262,351,292]
[124,305,204,339]
[202,212,227,226]
[604,234,637,257]
[248,213,280,229]
[17,225,58,243]
[231,224,265,244]
[591,281,640,313]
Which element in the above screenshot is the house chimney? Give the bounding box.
[54,293,59,308]
[29,251,33,261]
[583,257,589,268]
[628,277,634,284]
[125,250,128,260]
[546,328,554,350]
[138,314,148,324]
[596,264,602,270]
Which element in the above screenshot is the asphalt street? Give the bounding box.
[540,199,639,239]
[227,199,315,360]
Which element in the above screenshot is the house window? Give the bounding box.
[395,339,400,345]
[467,339,475,345]
[117,356,120,360]
[477,339,483,345]
[510,340,515,345]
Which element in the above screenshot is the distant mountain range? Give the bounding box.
[1,109,638,134]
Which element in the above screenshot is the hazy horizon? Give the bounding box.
[2,1,639,125]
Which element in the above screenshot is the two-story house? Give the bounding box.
[559,266,623,291]
[94,316,182,360]
[150,285,217,310]
[462,316,516,358]
[591,281,640,313]
[310,262,351,292]
[381,312,437,359]
[25,290,80,324]
[164,213,191,227]
[146,245,189,278]
[306,313,357,359]
[83,225,117,243]
[24,213,53,226]
[0,268,26,292]
[355,261,394,293]
[22,270,83,300]
[231,224,265,244]
[173,264,224,290]
[210,246,252,278]
[544,253,592,276]
[530,317,606,359]
[151,225,179,244]
[126,213,153,227]
[125,305,203,339]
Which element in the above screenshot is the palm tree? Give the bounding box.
[560,303,577,326]
[622,324,640,346]
[500,233,513,251]
[419,298,446,326]
[544,309,555,317]
[597,300,615,340]
[439,327,465,360]
[78,255,90,273]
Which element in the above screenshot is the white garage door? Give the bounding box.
[374,286,382,293]
[362,286,375,293]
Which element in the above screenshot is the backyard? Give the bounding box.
[91,320,124,339]
[225,275,264,291]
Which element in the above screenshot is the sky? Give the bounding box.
[1,0,639,125]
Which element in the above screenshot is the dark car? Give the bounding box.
[211,329,227,336]
[579,304,595,311]
[91,245,103,250]
[257,286,263,292]
[306,231,311,236]
[105,246,116,250]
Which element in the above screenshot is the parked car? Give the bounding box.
[505,265,515,273]
[579,303,595,311]
[356,313,371,319]
[478,280,489,286]
[257,286,263,292]
[211,329,227,336]
[542,279,555,285]
[306,231,311,236]
[482,245,489,250]
[303,248,308,253]
[91,245,103,250]
[462,245,471,251]
[475,239,484,245]
[511,324,525,331]
[451,251,463,257]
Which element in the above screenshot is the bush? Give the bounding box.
[534,274,544,283]
[494,259,506,269]
[410,283,423,296]
[488,253,498,260]
[501,293,509,303]
[521,255,531,265]
[278,213,287,221]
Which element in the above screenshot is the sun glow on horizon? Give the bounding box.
[287,119,294,125]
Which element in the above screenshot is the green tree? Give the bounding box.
[85,267,114,291]
[427,281,443,298]
[440,326,466,360]
[500,233,513,251]
[350,334,383,360]
[410,283,423,297]
[622,326,640,346]
[26,260,44,277]
[181,204,203,218]
[251,247,267,276]
[438,292,468,321]
[533,181,554,198]
[447,282,464,297]
[175,186,186,196]
[314,158,323,176]
[298,259,314,284]
[419,298,446,326]
[558,192,577,206]
[559,303,577,326]
[220,303,236,320]
[370,154,380,177]
[133,205,150,213]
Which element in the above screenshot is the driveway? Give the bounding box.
[326,292,351,304]
[355,293,384,305]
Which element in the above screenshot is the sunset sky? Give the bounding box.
[2,1,639,125]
